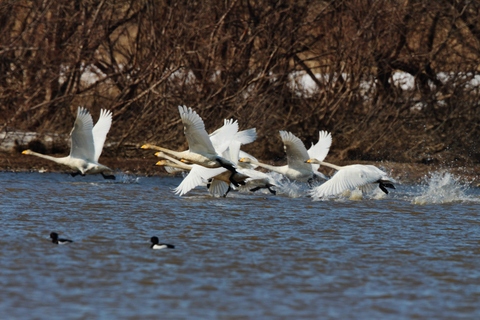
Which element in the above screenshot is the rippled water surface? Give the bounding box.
[1,172,479,319]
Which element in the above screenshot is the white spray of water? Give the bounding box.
[266,172,306,198]
[117,173,141,184]
[412,171,471,205]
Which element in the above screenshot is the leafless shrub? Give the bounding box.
[1,0,479,165]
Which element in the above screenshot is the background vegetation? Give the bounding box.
[1,0,480,167]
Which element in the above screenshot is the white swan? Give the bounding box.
[141,106,242,186]
[306,158,396,198]
[22,107,115,179]
[239,130,331,183]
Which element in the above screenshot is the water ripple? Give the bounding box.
[0,172,479,319]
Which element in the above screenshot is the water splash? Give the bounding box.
[267,172,306,198]
[412,171,470,205]
[116,173,141,184]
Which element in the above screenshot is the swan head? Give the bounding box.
[239,157,252,163]
[305,158,321,164]
[156,160,168,166]
[155,151,167,158]
[141,144,153,150]
[22,149,33,155]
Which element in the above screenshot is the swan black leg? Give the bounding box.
[101,173,116,180]
[267,185,277,195]
[249,186,261,192]
[223,186,232,197]
[379,183,388,194]
[249,184,276,195]
[378,181,395,194]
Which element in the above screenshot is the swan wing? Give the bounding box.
[311,165,384,198]
[209,118,239,154]
[92,109,112,161]
[174,165,227,196]
[233,127,257,145]
[222,139,241,164]
[208,180,231,197]
[241,168,273,183]
[178,105,217,155]
[69,107,95,160]
[279,131,311,170]
[307,131,332,172]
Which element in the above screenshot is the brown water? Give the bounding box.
[1,172,479,319]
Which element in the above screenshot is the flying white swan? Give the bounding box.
[22,107,115,179]
[141,106,242,186]
[239,130,331,183]
[156,119,256,174]
[305,158,396,198]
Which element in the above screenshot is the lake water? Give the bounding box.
[1,171,479,319]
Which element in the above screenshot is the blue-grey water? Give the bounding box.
[1,171,479,319]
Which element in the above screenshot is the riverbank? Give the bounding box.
[2,151,478,186]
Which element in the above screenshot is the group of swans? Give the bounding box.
[22,105,395,199]
[142,106,275,197]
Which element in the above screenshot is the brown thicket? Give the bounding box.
[1,0,480,166]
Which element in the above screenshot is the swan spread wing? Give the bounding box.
[209,119,239,155]
[208,179,230,197]
[311,165,385,198]
[307,131,332,172]
[233,127,257,145]
[223,139,241,164]
[178,105,217,155]
[92,109,112,162]
[279,131,311,171]
[174,165,227,196]
[70,107,95,160]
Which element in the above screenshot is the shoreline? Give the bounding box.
[1,151,479,186]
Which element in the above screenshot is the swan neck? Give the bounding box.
[163,161,190,170]
[27,151,67,164]
[155,147,184,159]
[158,153,184,165]
[251,160,281,173]
[319,161,342,171]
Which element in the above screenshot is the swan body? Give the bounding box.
[306,158,396,198]
[22,107,114,179]
[239,130,331,183]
